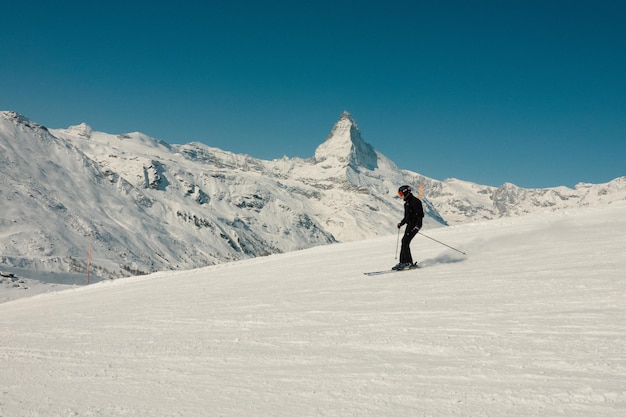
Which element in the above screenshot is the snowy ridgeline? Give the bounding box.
[1,110,625,282]
[1,202,625,416]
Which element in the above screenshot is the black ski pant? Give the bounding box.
[400,227,419,264]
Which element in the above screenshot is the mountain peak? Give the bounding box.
[1,111,43,130]
[65,122,93,138]
[314,111,378,170]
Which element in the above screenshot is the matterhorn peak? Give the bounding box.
[314,111,378,170]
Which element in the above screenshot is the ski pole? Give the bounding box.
[395,227,401,259]
[418,232,467,255]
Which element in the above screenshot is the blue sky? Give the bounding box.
[2,1,624,188]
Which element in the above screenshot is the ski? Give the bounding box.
[363,270,397,276]
[363,264,420,276]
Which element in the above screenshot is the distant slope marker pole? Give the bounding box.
[87,243,92,285]
[418,232,467,255]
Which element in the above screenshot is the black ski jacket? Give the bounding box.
[399,193,424,230]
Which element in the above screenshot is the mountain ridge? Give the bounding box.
[1,110,624,282]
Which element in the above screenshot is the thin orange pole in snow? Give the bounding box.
[87,244,92,285]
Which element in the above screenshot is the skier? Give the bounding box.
[393,185,424,270]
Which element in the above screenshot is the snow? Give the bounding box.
[1,202,625,416]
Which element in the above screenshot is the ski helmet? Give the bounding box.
[398,185,412,198]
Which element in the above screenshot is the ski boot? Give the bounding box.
[392,262,412,271]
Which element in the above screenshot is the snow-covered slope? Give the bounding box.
[1,202,624,416]
[1,110,624,282]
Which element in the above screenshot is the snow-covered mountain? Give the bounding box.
[1,110,624,281]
